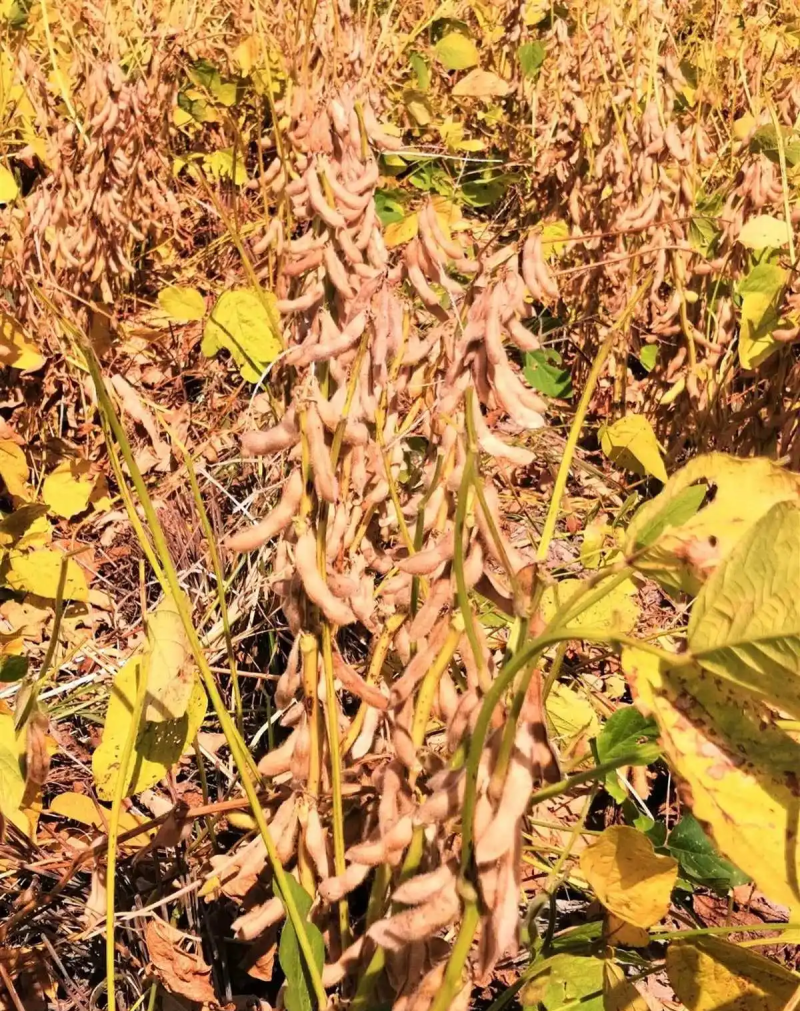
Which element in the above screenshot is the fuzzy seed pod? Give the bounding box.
[225,470,304,551]
[295,528,357,626]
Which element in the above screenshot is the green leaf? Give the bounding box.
[600,415,668,483]
[202,288,282,382]
[630,484,708,550]
[738,215,792,250]
[689,192,723,257]
[750,124,800,167]
[594,706,660,802]
[374,189,407,225]
[278,877,325,1011]
[0,655,27,683]
[737,262,788,369]
[688,501,800,718]
[638,345,658,372]
[460,175,511,207]
[409,52,430,91]
[519,40,546,79]
[523,349,573,398]
[92,657,207,800]
[625,453,800,594]
[434,32,479,71]
[667,814,749,892]
[521,954,604,1011]
[158,286,206,322]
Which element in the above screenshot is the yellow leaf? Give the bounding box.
[92,656,207,801]
[384,212,419,249]
[42,460,96,519]
[604,959,649,1011]
[623,646,800,906]
[738,215,792,250]
[600,415,668,483]
[0,440,30,499]
[49,790,153,848]
[434,32,479,71]
[540,577,640,635]
[547,682,600,743]
[605,915,650,948]
[0,313,46,371]
[580,825,678,927]
[404,92,432,126]
[666,937,797,1011]
[201,288,282,383]
[158,286,206,322]
[89,474,113,513]
[0,701,27,834]
[145,595,193,723]
[4,548,88,601]
[625,453,800,594]
[0,164,18,203]
[0,504,52,549]
[452,69,510,98]
[234,36,259,75]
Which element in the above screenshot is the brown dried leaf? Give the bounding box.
[144,918,215,1004]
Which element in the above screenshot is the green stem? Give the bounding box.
[427,899,480,1011]
[321,622,350,946]
[536,332,615,563]
[85,349,327,1010]
[106,654,150,1011]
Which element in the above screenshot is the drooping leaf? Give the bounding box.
[594,706,660,802]
[404,90,432,125]
[144,594,194,723]
[519,40,546,79]
[277,876,325,1011]
[600,415,668,483]
[92,656,207,801]
[523,349,573,398]
[738,215,792,250]
[521,954,604,1011]
[0,314,46,371]
[0,440,30,499]
[666,937,797,1011]
[667,814,749,893]
[4,549,88,601]
[603,959,649,1011]
[625,453,800,594]
[580,825,678,927]
[688,501,800,717]
[452,69,510,98]
[145,918,216,1004]
[201,288,282,382]
[434,32,479,71]
[622,646,800,906]
[158,286,207,322]
[42,460,96,519]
